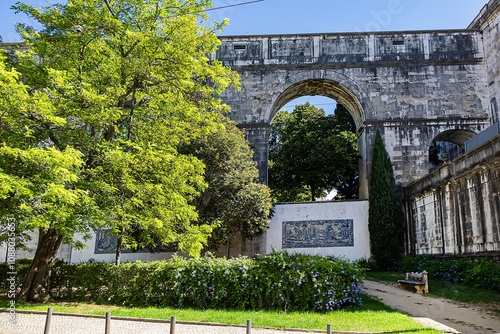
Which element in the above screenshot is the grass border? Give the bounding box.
[0,295,441,334]
[0,309,374,333]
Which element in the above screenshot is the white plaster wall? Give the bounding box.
[0,229,183,264]
[69,232,176,264]
[0,230,72,262]
[266,201,370,260]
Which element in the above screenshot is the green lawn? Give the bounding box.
[0,295,440,333]
[365,271,500,307]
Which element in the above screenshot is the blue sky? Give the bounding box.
[210,0,487,36]
[0,0,489,113]
[1,1,488,43]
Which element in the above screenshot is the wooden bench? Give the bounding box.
[398,271,429,294]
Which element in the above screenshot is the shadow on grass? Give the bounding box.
[345,294,397,313]
[0,295,394,313]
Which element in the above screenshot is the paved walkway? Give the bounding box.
[0,311,368,334]
[363,279,500,334]
[0,312,321,334]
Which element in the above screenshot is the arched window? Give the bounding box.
[428,129,476,166]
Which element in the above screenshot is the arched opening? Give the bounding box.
[270,79,365,131]
[429,129,477,166]
[278,95,339,116]
[268,79,365,202]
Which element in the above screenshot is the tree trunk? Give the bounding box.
[115,224,125,265]
[115,235,123,266]
[310,184,316,201]
[37,228,45,249]
[19,229,64,303]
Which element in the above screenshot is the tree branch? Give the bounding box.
[103,0,116,18]
[123,40,140,59]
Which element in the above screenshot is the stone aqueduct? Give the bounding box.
[214,0,500,257]
[216,17,489,197]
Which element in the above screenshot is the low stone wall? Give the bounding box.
[267,201,370,260]
[404,135,500,256]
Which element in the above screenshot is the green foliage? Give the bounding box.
[0,260,32,292]
[0,54,98,248]
[397,255,500,291]
[355,257,380,272]
[269,103,358,202]
[1,0,240,301]
[178,115,272,249]
[1,0,239,256]
[368,130,405,268]
[0,252,364,311]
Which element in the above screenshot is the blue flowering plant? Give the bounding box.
[397,255,499,291]
[0,251,364,311]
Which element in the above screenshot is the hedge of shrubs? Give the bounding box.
[0,251,364,311]
[397,255,500,291]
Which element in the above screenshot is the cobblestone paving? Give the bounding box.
[0,313,317,334]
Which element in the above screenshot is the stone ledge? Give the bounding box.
[404,134,500,199]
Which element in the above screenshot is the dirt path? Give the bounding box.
[363,280,500,334]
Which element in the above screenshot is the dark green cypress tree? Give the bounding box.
[368,130,405,269]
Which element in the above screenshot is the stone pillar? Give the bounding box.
[240,124,271,184]
[357,128,369,200]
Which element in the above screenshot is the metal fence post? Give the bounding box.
[44,307,53,334]
[170,316,176,334]
[327,323,332,334]
[105,312,111,334]
[246,319,252,334]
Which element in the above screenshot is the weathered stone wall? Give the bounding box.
[470,0,500,124]
[213,233,267,258]
[216,30,490,198]
[404,135,500,256]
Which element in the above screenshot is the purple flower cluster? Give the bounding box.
[39,251,365,310]
[151,251,364,311]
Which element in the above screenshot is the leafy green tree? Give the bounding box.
[1,0,238,302]
[332,104,359,199]
[269,102,358,202]
[368,130,405,269]
[0,55,98,302]
[333,103,357,133]
[179,115,272,251]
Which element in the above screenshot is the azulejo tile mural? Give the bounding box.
[282,220,354,248]
[94,229,176,254]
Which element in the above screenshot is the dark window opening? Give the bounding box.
[429,141,463,166]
